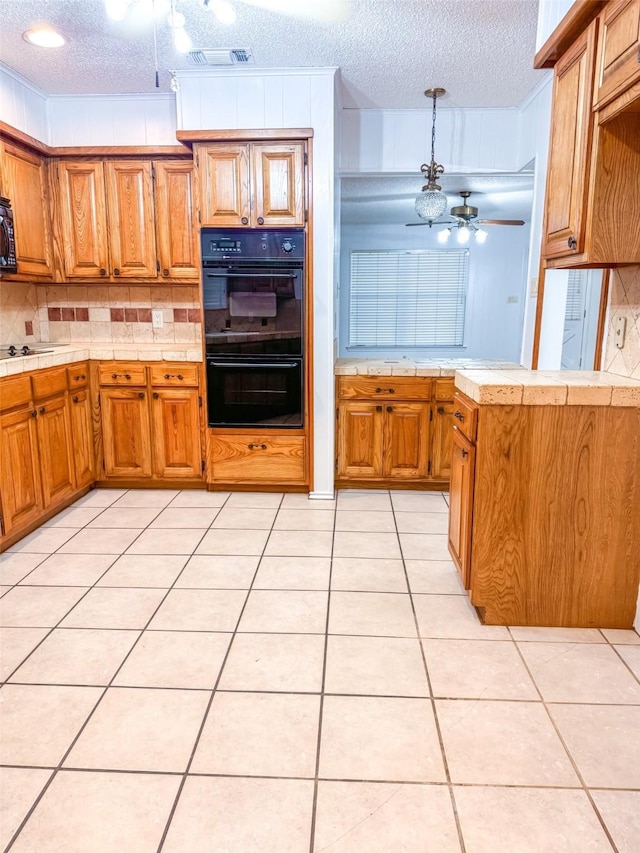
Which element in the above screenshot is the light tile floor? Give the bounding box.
[1,488,639,852]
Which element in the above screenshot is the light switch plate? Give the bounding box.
[152,310,164,329]
[614,316,627,349]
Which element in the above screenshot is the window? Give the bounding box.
[565,269,586,321]
[348,249,469,347]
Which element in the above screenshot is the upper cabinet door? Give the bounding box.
[105,161,157,278]
[252,143,305,226]
[3,142,53,279]
[198,144,251,226]
[56,161,109,278]
[154,160,199,280]
[542,21,597,260]
[595,0,640,108]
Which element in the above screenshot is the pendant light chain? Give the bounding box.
[430,90,438,169]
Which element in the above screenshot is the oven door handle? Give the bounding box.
[208,361,299,369]
[205,272,298,279]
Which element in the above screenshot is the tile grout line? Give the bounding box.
[3,488,233,853]
[599,629,640,688]
[391,489,468,853]
[155,492,290,852]
[307,501,337,853]
[508,626,621,853]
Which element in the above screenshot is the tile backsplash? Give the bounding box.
[604,266,640,380]
[0,282,41,343]
[37,285,202,345]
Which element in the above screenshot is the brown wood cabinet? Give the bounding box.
[209,434,306,485]
[104,161,157,278]
[448,391,640,628]
[1,141,53,280]
[196,142,306,227]
[99,361,204,484]
[0,406,43,536]
[541,3,640,267]
[335,375,455,489]
[35,393,75,507]
[69,388,96,488]
[594,0,640,108]
[154,161,200,280]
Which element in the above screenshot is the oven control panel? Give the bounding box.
[201,228,305,263]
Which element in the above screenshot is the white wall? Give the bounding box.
[175,67,339,500]
[536,0,577,52]
[341,108,521,174]
[340,223,530,363]
[0,63,49,143]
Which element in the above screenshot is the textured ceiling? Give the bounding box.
[341,173,535,224]
[0,0,543,107]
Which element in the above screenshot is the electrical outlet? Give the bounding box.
[152,310,164,329]
[530,277,539,298]
[507,295,519,304]
[614,316,627,349]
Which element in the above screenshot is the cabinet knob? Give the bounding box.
[260,443,267,450]
[39,406,45,415]
[454,411,464,421]
[73,395,79,403]
[461,448,469,458]
[376,405,382,412]
[75,374,86,381]
[386,406,393,412]
[375,388,395,394]
[241,217,249,225]
[163,269,169,277]
[153,392,159,399]
[257,217,264,225]
[567,236,577,250]
[248,443,255,449]
[138,392,145,399]
[437,406,445,414]
[114,268,121,276]
[99,268,106,276]
[31,409,37,418]
[164,374,183,380]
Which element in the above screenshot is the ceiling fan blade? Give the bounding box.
[405,222,431,227]
[476,219,525,226]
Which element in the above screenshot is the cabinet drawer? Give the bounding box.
[338,377,432,401]
[0,376,33,412]
[67,363,90,389]
[435,377,455,401]
[99,362,147,386]
[210,435,306,483]
[149,364,199,387]
[452,392,478,442]
[32,367,67,400]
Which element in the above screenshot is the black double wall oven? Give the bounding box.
[202,229,305,429]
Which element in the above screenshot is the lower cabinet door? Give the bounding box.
[382,402,429,479]
[337,401,384,479]
[430,401,455,481]
[151,388,202,479]
[101,388,153,479]
[0,407,43,535]
[448,427,476,589]
[210,435,306,484]
[36,395,75,508]
[69,389,96,488]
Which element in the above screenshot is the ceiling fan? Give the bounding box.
[406,191,525,244]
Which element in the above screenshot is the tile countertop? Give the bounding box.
[0,343,203,378]
[454,369,640,407]
[334,358,521,377]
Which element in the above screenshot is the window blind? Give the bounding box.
[565,269,585,322]
[348,250,469,347]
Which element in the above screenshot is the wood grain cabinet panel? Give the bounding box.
[101,388,153,479]
[196,141,306,228]
[542,21,597,260]
[55,161,109,279]
[69,390,95,489]
[430,401,455,481]
[337,401,384,479]
[383,403,429,479]
[595,0,640,107]
[210,435,306,484]
[2,142,53,279]
[105,161,157,278]
[154,161,199,279]
[0,407,43,536]
[448,426,475,590]
[151,388,202,479]
[35,395,75,508]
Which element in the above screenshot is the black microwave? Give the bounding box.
[0,197,17,274]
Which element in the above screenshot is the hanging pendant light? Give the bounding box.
[415,87,448,222]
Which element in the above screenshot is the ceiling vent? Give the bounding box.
[188,48,254,66]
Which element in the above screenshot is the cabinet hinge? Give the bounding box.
[199,395,203,408]
[151,164,156,180]
[336,408,339,420]
[430,408,433,421]
[428,460,431,475]
[198,210,201,223]
[156,259,160,273]
[102,459,105,472]
[97,393,101,406]
[304,209,308,223]
[201,460,206,473]
[195,152,199,169]
[335,458,338,471]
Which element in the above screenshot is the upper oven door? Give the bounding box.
[203,261,304,356]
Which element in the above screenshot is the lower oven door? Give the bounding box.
[207,357,303,428]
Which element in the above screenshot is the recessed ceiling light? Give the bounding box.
[23,27,66,48]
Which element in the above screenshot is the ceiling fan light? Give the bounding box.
[167,9,186,27]
[23,27,66,47]
[415,189,448,222]
[173,25,192,52]
[104,0,130,21]
[207,0,237,24]
[457,226,470,245]
[475,228,488,244]
[437,228,450,244]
